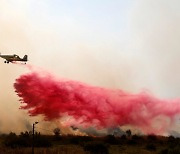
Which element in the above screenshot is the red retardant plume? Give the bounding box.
[14,71,180,134]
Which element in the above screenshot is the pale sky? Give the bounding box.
[0,0,180,134]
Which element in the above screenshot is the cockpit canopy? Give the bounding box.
[13,54,19,58]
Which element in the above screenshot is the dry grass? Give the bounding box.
[109,145,155,154]
[0,134,179,154]
[0,145,85,154]
[0,145,169,154]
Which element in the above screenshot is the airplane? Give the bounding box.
[0,53,28,64]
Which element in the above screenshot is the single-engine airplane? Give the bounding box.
[0,53,28,64]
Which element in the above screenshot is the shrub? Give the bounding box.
[147,134,157,141]
[127,139,137,145]
[168,146,180,154]
[126,130,131,137]
[34,136,52,147]
[146,143,156,151]
[105,135,118,145]
[132,134,142,140]
[3,132,52,148]
[3,132,19,148]
[84,142,109,154]
[70,137,80,145]
[121,135,127,140]
[53,128,61,140]
[159,148,168,154]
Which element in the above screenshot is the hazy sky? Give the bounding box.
[0,0,180,133]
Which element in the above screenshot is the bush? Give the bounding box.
[145,143,156,151]
[168,135,175,141]
[53,128,60,136]
[126,130,131,137]
[68,136,92,145]
[159,148,168,154]
[121,135,127,140]
[168,138,180,149]
[3,132,52,148]
[127,139,137,145]
[34,136,52,147]
[70,137,80,145]
[132,134,142,140]
[84,142,109,154]
[168,146,180,154]
[105,135,118,145]
[147,134,157,141]
[3,132,19,148]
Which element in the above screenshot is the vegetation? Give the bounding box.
[0,131,179,154]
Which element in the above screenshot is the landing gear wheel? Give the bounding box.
[7,61,9,64]
[4,61,6,63]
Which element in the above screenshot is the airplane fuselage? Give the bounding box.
[0,54,28,64]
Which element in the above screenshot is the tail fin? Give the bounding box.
[23,55,28,61]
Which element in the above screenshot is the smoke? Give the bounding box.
[14,66,180,135]
[0,0,180,135]
[128,0,180,98]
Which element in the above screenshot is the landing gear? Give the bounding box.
[4,61,9,64]
[4,61,6,63]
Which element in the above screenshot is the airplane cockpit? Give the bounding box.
[13,54,19,58]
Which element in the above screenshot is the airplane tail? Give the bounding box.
[23,55,28,61]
